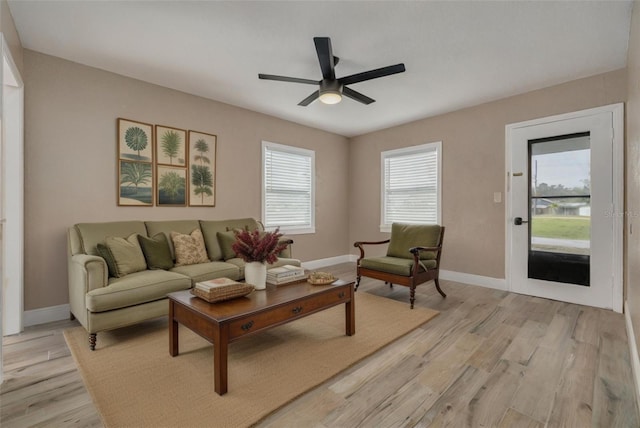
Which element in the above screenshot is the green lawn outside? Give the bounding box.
[531,216,590,240]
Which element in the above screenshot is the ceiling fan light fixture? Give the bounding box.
[319,90,342,104]
[318,79,342,105]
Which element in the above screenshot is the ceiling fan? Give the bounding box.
[258,37,406,106]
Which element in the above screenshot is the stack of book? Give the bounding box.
[267,265,306,285]
[192,277,254,303]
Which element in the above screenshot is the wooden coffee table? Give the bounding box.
[167,279,355,395]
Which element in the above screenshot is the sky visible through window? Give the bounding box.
[533,149,590,190]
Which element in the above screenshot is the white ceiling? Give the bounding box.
[8,1,633,137]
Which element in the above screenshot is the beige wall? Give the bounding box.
[626,1,640,368]
[0,0,22,74]
[349,69,627,279]
[23,50,350,310]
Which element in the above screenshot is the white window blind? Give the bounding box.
[262,141,315,234]
[381,142,441,230]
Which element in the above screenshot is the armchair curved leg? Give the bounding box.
[89,333,97,351]
[409,286,416,309]
[355,275,361,291]
[434,278,446,298]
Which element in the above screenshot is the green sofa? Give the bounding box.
[67,217,299,350]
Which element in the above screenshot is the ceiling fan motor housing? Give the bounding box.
[320,79,343,98]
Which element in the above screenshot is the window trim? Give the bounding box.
[262,140,316,235]
[380,141,442,233]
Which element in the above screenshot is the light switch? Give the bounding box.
[494,192,502,203]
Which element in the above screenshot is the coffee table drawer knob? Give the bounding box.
[292,306,303,315]
[338,292,345,298]
[241,320,254,331]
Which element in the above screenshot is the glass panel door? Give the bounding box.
[528,132,591,286]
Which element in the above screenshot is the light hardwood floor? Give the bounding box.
[1,262,638,427]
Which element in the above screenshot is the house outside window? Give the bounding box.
[380,141,441,232]
[262,141,315,234]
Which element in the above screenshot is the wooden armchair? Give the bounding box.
[354,223,445,309]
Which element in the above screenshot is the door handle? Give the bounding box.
[514,217,529,225]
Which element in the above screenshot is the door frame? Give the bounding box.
[505,103,624,312]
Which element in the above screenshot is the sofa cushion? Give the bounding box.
[86,270,191,312]
[138,233,174,270]
[387,223,441,260]
[360,256,437,276]
[145,220,201,260]
[170,261,240,283]
[100,234,147,278]
[75,221,148,256]
[199,218,261,261]
[96,243,119,278]
[171,229,209,266]
[216,230,238,260]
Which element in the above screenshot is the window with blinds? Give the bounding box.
[381,142,441,232]
[262,141,315,234]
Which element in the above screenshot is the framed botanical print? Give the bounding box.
[188,130,217,207]
[157,165,187,206]
[118,160,154,206]
[118,118,153,162]
[156,125,187,167]
[117,118,154,206]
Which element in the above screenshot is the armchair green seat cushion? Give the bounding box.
[360,257,437,277]
[354,223,445,309]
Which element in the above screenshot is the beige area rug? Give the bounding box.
[64,292,438,428]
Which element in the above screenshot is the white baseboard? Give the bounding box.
[439,270,507,291]
[302,254,357,270]
[625,300,640,414]
[24,303,70,327]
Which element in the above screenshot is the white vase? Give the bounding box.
[245,261,267,290]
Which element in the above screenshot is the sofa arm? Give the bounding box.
[69,254,109,294]
[278,238,294,258]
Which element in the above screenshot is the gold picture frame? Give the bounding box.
[157,165,187,206]
[188,130,217,207]
[117,118,154,206]
[156,125,187,167]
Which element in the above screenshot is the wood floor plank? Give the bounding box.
[501,319,548,366]
[417,333,485,393]
[497,408,544,428]
[592,332,639,427]
[546,340,598,427]
[572,307,601,346]
[413,365,490,427]
[467,324,519,372]
[322,354,426,427]
[353,379,437,428]
[510,345,567,422]
[467,359,529,427]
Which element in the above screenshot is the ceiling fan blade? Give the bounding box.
[342,87,375,105]
[298,91,319,106]
[258,74,319,85]
[339,63,406,86]
[314,37,335,80]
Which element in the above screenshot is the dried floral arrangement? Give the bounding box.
[232,227,288,264]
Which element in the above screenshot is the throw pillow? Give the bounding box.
[216,230,238,261]
[96,243,118,278]
[171,229,209,266]
[138,233,174,270]
[102,234,148,277]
